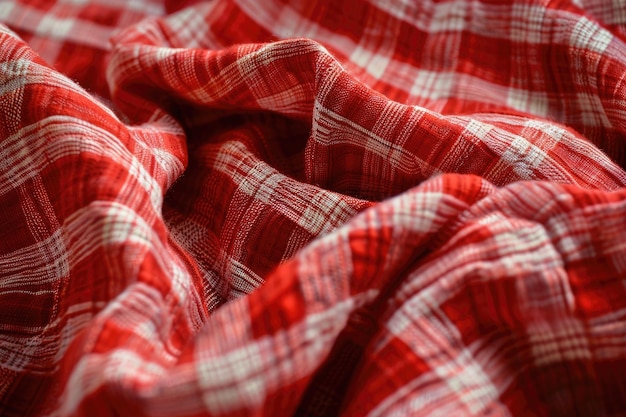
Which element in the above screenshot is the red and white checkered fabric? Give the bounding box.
[1,0,626,415]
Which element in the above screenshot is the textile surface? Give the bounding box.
[1,0,626,415]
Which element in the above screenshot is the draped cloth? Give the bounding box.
[1,0,626,415]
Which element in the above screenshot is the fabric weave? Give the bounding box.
[1,0,626,415]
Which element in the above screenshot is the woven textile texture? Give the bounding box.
[1,0,626,415]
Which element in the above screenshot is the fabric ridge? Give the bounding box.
[0,0,625,415]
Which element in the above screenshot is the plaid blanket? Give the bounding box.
[1,0,626,415]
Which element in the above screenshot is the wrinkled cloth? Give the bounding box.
[1,0,626,415]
